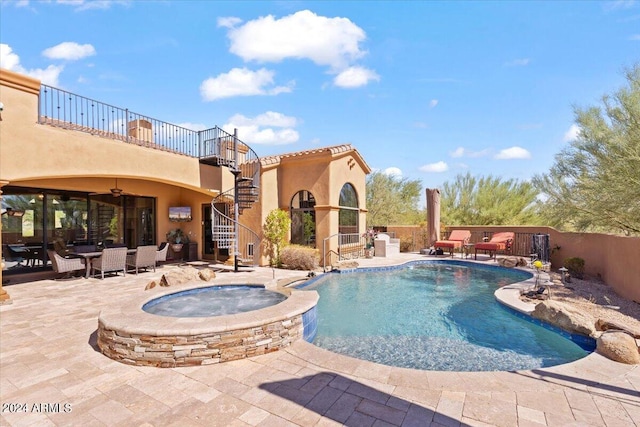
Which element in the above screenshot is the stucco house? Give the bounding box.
[0,68,370,300]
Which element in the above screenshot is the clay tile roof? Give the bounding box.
[259,144,370,172]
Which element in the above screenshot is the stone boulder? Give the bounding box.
[198,268,216,282]
[145,266,217,290]
[498,256,528,268]
[159,266,200,287]
[596,319,640,338]
[531,300,597,337]
[596,331,640,365]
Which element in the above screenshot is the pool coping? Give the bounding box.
[98,281,319,336]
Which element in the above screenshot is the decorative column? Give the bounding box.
[0,182,12,304]
[426,188,441,247]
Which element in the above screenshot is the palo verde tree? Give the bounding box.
[440,172,541,226]
[533,64,640,235]
[366,171,423,226]
[263,208,291,266]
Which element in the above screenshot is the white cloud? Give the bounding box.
[429,99,438,108]
[494,146,531,160]
[450,147,465,158]
[504,58,531,67]
[217,16,243,28]
[604,0,636,11]
[226,10,367,70]
[419,161,449,173]
[178,122,209,132]
[333,66,379,88]
[199,67,293,101]
[384,167,402,177]
[42,42,96,61]
[63,0,131,11]
[563,124,581,142]
[223,112,299,145]
[0,43,63,86]
[449,147,491,158]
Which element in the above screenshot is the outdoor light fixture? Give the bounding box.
[110,178,123,197]
[558,267,569,284]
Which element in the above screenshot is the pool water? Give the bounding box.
[303,262,590,371]
[142,285,287,317]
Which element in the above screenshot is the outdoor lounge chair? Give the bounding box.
[127,245,157,274]
[435,230,471,257]
[474,232,514,260]
[156,242,168,263]
[47,249,84,279]
[91,247,127,279]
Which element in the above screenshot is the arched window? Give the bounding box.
[338,183,359,236]
[290,190,316,247]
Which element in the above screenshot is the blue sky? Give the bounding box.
[1,0,638,205]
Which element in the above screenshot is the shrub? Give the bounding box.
[564,257,585,279]
[400,237,413,252]
[280,245,319,270]
[263,209,291,267]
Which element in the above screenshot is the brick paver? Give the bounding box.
[1,255,638,426]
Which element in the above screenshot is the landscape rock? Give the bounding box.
[596,318,640,338]
[532,300,597,337]
[198,268,216,281]
[159,266,200,287]
[596,331,640,365]
[145,281,157,290]
[498,256,528,268]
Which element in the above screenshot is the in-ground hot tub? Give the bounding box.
[97,283,318,367]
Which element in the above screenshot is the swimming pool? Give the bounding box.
[300,261,591,371]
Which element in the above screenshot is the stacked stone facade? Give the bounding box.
[98,315,304,367]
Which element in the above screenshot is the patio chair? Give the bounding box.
[91,247,127,279]
[156,242,169,263]
[474,232,514,260]
[435,230,471,257]
[127,245,157,274]
[47,250,85,279]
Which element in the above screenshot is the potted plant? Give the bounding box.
[166,228,189,253]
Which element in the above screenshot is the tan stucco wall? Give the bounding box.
[255,149,369,266]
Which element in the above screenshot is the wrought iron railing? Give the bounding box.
[38,84,257,165]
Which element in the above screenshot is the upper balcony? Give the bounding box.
[38,84,260,183]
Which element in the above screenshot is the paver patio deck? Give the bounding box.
[1,254,638,426]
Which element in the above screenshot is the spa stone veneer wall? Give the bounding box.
[97,287,319,368]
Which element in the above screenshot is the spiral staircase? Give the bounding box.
[199,128,261,268]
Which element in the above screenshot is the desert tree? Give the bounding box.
[366,171,423,226]
[440,172,541,226]
[533,64,640,235]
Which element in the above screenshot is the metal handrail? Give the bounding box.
[322,233,370,271]
[211,191,261,267]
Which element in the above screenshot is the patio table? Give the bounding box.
[73,249,136,278]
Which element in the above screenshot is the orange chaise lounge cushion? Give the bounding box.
[435,230,471,255]
[474,232,514,259]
